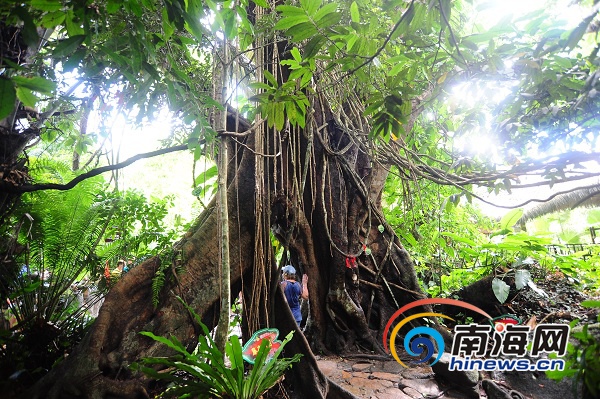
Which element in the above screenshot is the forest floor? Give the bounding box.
[316,270,599,399]
[317,354,574,399]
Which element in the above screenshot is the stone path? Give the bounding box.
[317,355,575,399]
[317,356,476,399]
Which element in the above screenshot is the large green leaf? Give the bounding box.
[492,278,510,303]
[581,300,600,309]
[0,78,16,120]
[52,35,86,57]
[499,208,523,230]
[350,1,360,23]
[12,8,38,48]
[31,0,63,11]
[12,76,56,94]
[300,0,322,16]
[286,22,318,42]
[16,87,38,108]
[274,14,310,30]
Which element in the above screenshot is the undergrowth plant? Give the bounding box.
[546,300,600,399]
[0,170,109,387]
[390,203,600,297]
[132,299,302,399]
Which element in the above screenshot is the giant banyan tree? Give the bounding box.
[26,102,432,399]
[18,2,445,398]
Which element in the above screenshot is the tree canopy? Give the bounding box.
[1,0,599,201]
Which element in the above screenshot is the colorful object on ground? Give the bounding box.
[383,298,493,367]
[241,328,282,364]
[490,314,521,333]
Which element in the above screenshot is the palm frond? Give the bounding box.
[519,185,600,223]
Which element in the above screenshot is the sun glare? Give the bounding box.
[476,0,586,30]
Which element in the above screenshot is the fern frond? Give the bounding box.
[151,269,166,309]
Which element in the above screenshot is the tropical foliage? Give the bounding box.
[547,300,600,399]
[132,299,302,399]
[0,160,186,388]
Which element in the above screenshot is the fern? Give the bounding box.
[152,267,166,309]
[151,250,185,308]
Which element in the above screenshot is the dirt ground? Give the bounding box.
[316,352,576,399]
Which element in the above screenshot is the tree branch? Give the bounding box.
[2,145,189,193]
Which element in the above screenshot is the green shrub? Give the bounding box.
[546,300,600,398]
[132,300,302,399]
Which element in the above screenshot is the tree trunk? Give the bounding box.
[270,94,439,356]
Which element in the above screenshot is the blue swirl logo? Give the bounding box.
[383,298,493,367]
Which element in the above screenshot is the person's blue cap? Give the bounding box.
[282,265,296,274]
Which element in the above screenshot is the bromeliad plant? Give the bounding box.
[132,300,302,399]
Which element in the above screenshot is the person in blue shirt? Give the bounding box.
[280,265,308,326]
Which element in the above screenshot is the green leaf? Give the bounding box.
[346,33,359,51]
[31,0,62,11]
[400,231,417,247]
[492,278,510,303]
[439,0,451,27]
[106,0,122,13]
[253,0,269,7]
[124,0,144,17]
[304,36,326,58]
[391,3,415,40]
[566,14,593,50]
[0,78,16,120]
[16,87,38,108]
[263,70,278,87]
[581,300,600,309]
[300,0,321,16]
[13,76,56,94]
[274,102,285,131]
[13,7,39,48]
[65,10,86,36]
[316,11,341,29]
[290,47,302,62]
[313,2,338,23]
[499,208,523,230]
[514,270,531,290]
[139,331,188,354]
[194,165,218,185]
[40,11,66,28]
[350,1,360,23]
[286,22,318,42]
[248,82,273,91]
[223,8,237,39]
[276,5,306,16]
[162,8,175,40]
[183,1,207,41]
[53,35,86,58]
[441,232,476,246]
[274,15,310,30]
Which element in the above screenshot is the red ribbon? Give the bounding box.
[345,257,357,269]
